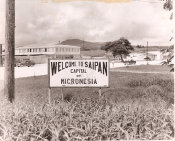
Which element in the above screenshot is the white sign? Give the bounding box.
[49,59,109,87]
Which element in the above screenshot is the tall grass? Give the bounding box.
[128,77,174,92]
[0,86,174,141]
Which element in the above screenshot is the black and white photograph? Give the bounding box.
[0,0,174,140]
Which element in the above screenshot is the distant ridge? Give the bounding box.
[61,39,105,50]
[15,39,168,52]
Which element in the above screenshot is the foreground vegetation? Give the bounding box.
[0,92,174,140]
[0,72,174,140]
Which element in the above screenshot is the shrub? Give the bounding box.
[128,77,174,92]
[64,93,73,102]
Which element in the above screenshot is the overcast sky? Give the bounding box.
[0,0,173,47]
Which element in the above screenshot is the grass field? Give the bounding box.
[111,65,172,73]
[80,50,106,57]
[0,71,174,140]
[134,46,168,52]
[80,46,168,57]
[12,72,173,104]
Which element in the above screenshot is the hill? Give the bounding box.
[133,45,169,52]
[15,39,169,53]
[61,39,105,50]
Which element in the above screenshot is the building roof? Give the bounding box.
[16,42,80,49]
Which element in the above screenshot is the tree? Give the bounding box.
[161,0,174,72]
[163,0,173,11]
[102,37,134,62]
[136,45,144,48]
[161,45,174,72]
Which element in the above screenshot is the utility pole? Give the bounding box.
[0,44,2,67]
[147,41,148,65]
[4,0,15,103]
[82,39,84,50]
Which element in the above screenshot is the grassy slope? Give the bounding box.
[79,46,168,58]
[61,39,105,50]
[133,46,168,52]
[61,39,167,52]
[111,65,172,73]
[80,50,106,57]
[1,71,171,106]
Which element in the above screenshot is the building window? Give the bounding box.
[45,48,47,52]
[33,48,37,52]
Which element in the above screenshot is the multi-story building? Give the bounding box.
[15,42,81,63]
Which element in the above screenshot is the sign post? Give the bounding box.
[48,59,109,101]
[0,44,2,67]
[61,88,64,101]
[48,88,51,105]
[99,88,102,98]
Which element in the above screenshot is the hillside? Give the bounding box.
[133,45,169,52]
[61,39,105,50]
[61,39,168,52]
[14,39,169,53]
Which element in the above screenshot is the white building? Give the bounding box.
[15,42,80,56]
[15,42,81,63]
[127,51,168,61]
